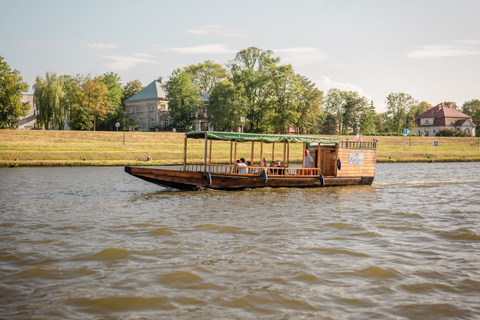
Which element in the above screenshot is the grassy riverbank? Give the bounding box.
[1,130,480,166]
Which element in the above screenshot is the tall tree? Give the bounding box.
[359,101,377,135]
[184,60,228,94]
[122,79,144,106]
[34,72,66,130]
[97,72,124,131]
[324,88,347,134]
[166,69,202,132]
[385,92,417,133]
[0,56,30,129]
[295,75,323,134]
[462,99,480,136]
[68,74,110,131]
[207,80,248,131]
[228,47,281,133]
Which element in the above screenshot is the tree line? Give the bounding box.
[1,52,480,136]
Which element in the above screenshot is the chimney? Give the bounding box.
[158,76,164,84]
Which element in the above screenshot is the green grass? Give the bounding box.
[1,130,479,166]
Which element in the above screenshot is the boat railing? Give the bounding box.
[340,141,377,149]
[184,163,322,177]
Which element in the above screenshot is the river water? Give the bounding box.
[1,163,479,319]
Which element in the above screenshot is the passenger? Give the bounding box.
[270,161,277,175]
[246,161,251,174]
[276,160,284,175]
[238,158,247,174]
[147,153,152,161]
[304,149,314,175]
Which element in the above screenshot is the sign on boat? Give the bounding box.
[124,131,377,190]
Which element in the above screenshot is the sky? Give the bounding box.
[1,0,479,113]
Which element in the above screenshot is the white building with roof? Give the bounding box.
[125,77,211,131]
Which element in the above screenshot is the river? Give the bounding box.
[1,163,479,319]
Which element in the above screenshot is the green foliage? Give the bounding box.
[437,129,472,137]
[385,92,417,133]
[122,80,144,106]
[166,69,202,132]
[97,72,124,131]
[0,56,29,129]
[184,60,228,94]
[295,75,323,134]
[207,80,248,131]
[66,74,111,131]
[34,72,67,130]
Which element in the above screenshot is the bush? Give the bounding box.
[436,129,472,137]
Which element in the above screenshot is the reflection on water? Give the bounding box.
[1,163,480,319]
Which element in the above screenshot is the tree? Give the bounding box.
[68,74,111,131]
[97,72,124,131]
[324,88,347,134]
[34,72,67,130]
[207,80,248,131]
[166,69,202,132]
[385,92,417,133]
[184,60,228,94]
[0,56,29,129]
[462,99,480,136]
[295,75,323,134]
[359,101,377,135]
[228,47,281,133]
[122,79,144,106]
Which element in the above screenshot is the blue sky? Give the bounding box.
[1,0,479,112]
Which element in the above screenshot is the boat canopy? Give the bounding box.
[186,131,339,145]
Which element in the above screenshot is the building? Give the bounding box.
[17,94,36,130]
[125,77,212,131]
[414,102,475,136]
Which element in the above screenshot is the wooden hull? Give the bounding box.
[125,166,374,191]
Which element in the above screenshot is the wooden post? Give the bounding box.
[260,141,264,165]
[230,140,233,165]
[286,141,290,168]
[283,141,286,175]
[183,134,188,171]
[209,138,213,165]
[204,133,208,172]
[272,142,275,161]
[302,143,306,167]
[234,139,237,173]
[251,141,255,165]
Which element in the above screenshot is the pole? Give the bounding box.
[204,133,208,173]
[183,134,187,171]
[123,110,125,145]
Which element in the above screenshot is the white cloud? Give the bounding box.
[102,53,157,71]
[163,44,236,55]
[87,42,116,49]
[186,24,223,35]
[186,24,247,38]
[317,76,372,101]
[406,44,480,58]
[275,47,329,66]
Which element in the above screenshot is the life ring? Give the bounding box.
[262,169,268,183]
[337,159,342,170]
[320,174,325,186]
[206,172,212,185]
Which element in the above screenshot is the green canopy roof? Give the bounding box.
[186,131,338,144]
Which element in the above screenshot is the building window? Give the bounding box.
[150,119,154,128]
[164,119,169,127]
[149,105,154,112]
[160,105,165,111]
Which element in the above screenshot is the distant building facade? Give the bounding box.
[414,102,475,136]
[17,94,36,130]
[125,77,212,131]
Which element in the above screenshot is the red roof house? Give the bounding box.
[414,102,475,136]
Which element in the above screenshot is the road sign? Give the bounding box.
[403,128,408,136]
[240,117,245,123]
[434,141,438,148]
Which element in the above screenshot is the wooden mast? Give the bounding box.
[183,134,188,171]
[204,132,208,172]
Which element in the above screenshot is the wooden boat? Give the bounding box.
[125,131,377,190]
